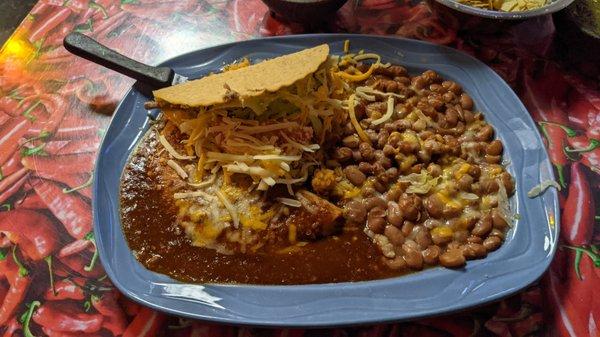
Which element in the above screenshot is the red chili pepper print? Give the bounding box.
[521,71,573,186]
[32,178,92,239]
[567,89,600,136]
[0,117,31,167]
[33,301,104,333]
[28,7,72,42]
[0,151,24,179]
[58,239,93,258]
[15,191,47,210]
[92,290,127,336]
[123,307,166,337]
[2,315,21,337]
[0,209,59,260]
[561,163,595,246]
[41,328,104,337]
[566,136,600,174]
[45,279,85,301]
[0,253,31,326]
[58,252,103,278]
[22,153,96,175]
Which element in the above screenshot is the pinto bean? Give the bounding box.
[403,239,420,251]
[472,213,493,237]
[344,166,366,186]
[413,76,428,89]
[462,110,475,123]
[490,228,505,239]
[334,147,353,161]
[422,246,441,265]
[462,243,487,260]
[423,218,442,229]
[386,201,404,227]
[402,245,424,270]
[412,226,432,249]
[468,165,481,178]
[358,162,372,174]
[383,144,396,157]
[398,195,421,221]
[448,82,462,95]
[457,174,474,191]
[485,154,501,164]
[429,83,442,92]
[401,221,415,237]
[476,125,494,142]
[466,236,483,244]
[427,163,442,177]
[344,200,367,222]
[387,132,402,147]
[384,225,405,245]
[362,185,377,197]
[500,172,515,194]
[378,167,398,184]
[342,134,360,148]
[372,178,387,193]
[364,196,387,210]
[453,230,469,244]
[377,156,393,169]
[383,256,407,270]
[483,236,503,251]
[445,108,459,127]
[367,207,387,234]
[424,194,444,218]
[377,131,390,148]
[422,70,439,83]
[366,129,379,143]
[443,91,456,103]
[431,229,453,245]
[428,97,445,111]
[479,178,499,194]
[359,142,375,161]
[460,93,473,110]
[385,185,404,202]
[491,210,509,229]
[486,140,503,156]
[439,248,466,268]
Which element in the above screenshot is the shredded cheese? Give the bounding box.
[174,190,214,200]
[252,154,302,161]
[347,94,371,144]
[216,190,239,227]
[187,174,217,189]
[371,96,395,125]
[527,179,560,198]
[167,159,188,179]
[277,197,302,207]
[158,134,195,160]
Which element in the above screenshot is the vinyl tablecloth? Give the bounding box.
[0,0,599,336]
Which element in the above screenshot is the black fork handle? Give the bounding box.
[63,32,174,89]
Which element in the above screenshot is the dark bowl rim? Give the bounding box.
[261,0,348,4]
[433,0,575,19]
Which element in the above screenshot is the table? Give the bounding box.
[0,1,598,336]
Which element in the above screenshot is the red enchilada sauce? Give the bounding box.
[120,132,406,285]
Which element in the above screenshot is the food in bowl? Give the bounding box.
[121,43,515,285]
[457,0,547,11]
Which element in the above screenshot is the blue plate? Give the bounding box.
[93,34,559,327]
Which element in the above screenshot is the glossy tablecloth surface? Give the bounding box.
[0,0,598,336]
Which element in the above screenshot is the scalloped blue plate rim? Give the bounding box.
[93,34,559,327]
